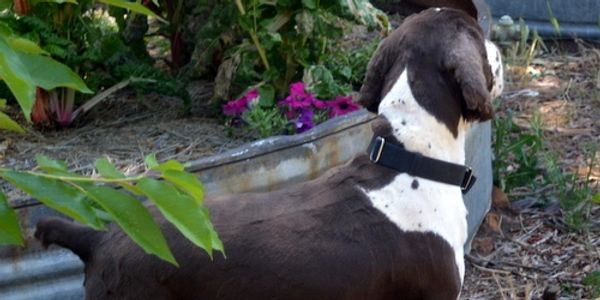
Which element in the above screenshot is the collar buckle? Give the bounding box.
[461,168,476,194]
[369,136,386,163]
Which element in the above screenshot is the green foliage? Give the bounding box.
[584,270,600,298]
[493,111,544,191]
[493,111,599,230]
[0,0,190,129]
[242,105,290,139]
[0,98,25,133]
[0,155,223,265]
[544,143,599,230]
[229,0,387,99]
[0,190,23,246]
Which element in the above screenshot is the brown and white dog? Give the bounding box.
[35,7,503,300]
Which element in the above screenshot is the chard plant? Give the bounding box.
[0,154,223,265]
[0,0,166,130]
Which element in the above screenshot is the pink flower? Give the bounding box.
[222,89,259,116]
[326,95,360,117]
[278,82,317,109]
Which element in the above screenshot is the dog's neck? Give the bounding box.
[378,68,469,164]
[364,67,471,283]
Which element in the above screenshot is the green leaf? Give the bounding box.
[138,178,219,257]
[144,153,159,169]
[34,155,97,190]
[35,154,69,173]
[85,186,177,265]
[339,0,389,32]
[301,0,316,9]
[32,0,78,4]
[97,0,163,21]
[153,160,185,172]
[0,171,104,230]
[0,0,11,10]
[7,37,48,55]
[17,52,92,94]
[95,158,125,179]
[162,170,204,205]
[592,193,600,205]
[0,191,24,246]
[258,84,275,107]
[0,35,36,122]
[0,111,26,133]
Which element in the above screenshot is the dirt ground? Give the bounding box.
[461,41,600,299]
[0,40,598,299]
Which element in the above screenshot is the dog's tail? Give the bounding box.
[35,217,105,263]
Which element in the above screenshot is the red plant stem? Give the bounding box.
[32,88,50,124]
[170,29,186,74]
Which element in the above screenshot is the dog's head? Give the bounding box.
[359,7,503,135]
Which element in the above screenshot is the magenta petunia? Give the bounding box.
[222,89,259,116]
[327,95,361,117]
[279,82,317,109]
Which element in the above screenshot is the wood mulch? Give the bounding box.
[0,82,251,200]
[461,40,600,299]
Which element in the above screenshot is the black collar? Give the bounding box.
[367,136,476,194]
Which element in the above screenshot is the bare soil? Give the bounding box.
[0,39,598,299]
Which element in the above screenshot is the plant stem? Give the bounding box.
[234,0,270,70]
[0,168,147,183]
[234,0,245,15]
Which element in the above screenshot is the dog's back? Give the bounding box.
[37,155,463,299]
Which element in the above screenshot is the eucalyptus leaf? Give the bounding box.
[95,158,126,179]
[153,160,185,172]
[0,171,104,230]
[162,170,204,205]
[85,186,177,265]
[35,154,69,173]
[0,191,24,246]
[138,178,220,257]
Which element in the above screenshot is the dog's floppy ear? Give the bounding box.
[442,31,494,121]
[358,38,400,113]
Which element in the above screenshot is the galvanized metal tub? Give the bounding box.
[1,109,492,299]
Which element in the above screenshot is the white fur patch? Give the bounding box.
[485,40,504,98]
[362,69,468,282]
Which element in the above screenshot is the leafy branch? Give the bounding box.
[0,154,223,265]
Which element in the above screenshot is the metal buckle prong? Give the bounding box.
[461,167,474,192]
[369,137,386,163]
